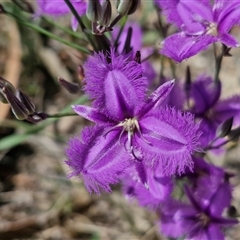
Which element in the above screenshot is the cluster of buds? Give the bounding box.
[86,0,140,35]
[0,77,47,123]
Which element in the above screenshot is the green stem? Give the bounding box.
[42,17,87,41]
[0,95,88,151]
[4,10,91,54]
[63,0,86,31]
[47,112,78,118]
[63,0,97,50]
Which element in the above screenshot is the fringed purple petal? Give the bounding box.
[138,80,175,116]
[65,125,132,194]
[83,49,147,119]
[160,78,185,110]
[136,107,202,176]
[161,33,217,62]
[72,105,113,124]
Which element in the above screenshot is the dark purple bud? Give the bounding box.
[86,0,102,22]
[2,86,29,120]
[0,77,16,103]
[59,77,80,94]
[16,90,35,114]
[216,117,233,138]
[134,51,141,64]
[122,27,133,54]
[99,0,112,26]
[228,126,240,142]
[117,0,139,16]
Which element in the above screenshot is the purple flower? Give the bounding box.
[36,0,87,31]
[159,186,238,239]
[65,125,132,194]
[187,75,240,147]
[74,50,201,176]
[158,0,240,62]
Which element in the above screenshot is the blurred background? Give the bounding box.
[0,1,240,239]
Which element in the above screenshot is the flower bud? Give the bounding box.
[86,0,102,22]
[59,77,80,94]
[216,117,233,138]
[134,51,141,64]
[1,85,29,120]
[228,126,240,142]
[16,90,35,114]
[0,77,16,104]
[116,0,139,16]
[99,0,112,26]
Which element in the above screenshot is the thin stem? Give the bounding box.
[63,0,97,50]
[0,95,88,151]
[214,43,224,82]
[4,10,91,54]
[63,0,86,31]
[47,112,78,118]
[155,7,176,79]
[42,17,87,41]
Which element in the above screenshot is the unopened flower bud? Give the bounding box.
[134,51,141,64]
[99,0,112,26]
[216,117,233,138]
[2,86,29,120]
[16,90,35,114]
[86,0,102,22]
[0,77,16,104]
[59,77,80,94]
[228,126,240,142]
[116,0,139,16]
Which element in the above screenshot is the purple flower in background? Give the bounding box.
[158,0,240,62]
[112,22,156,85]
[188,75,240,147]
[74,50,201,176]
[36,0,86,31]
[159,186,238,239]
[66,125,132,194]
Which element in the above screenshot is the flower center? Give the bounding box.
[206,22,218,36]
[198,213,211,227]
[120,117,139,135]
